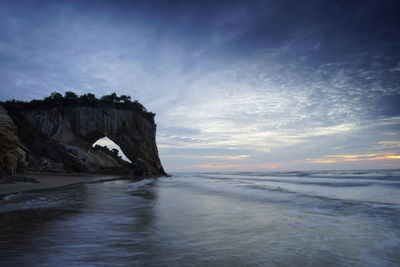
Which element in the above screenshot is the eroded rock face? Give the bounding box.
[0,106,28,175]
[8,106,166,176]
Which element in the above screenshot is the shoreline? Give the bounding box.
[0,172,149,198]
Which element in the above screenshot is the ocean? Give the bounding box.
[1,169,400,266]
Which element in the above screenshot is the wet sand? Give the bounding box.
[0,172,125,196]
[2,170,399,266]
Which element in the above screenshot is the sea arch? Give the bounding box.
[17,106,166,175]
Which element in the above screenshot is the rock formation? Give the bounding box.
[0,106,28,176]
[4,105,166,176]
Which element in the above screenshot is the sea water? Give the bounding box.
[1,170,400,266]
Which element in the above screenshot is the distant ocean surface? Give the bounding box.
[1,169,400,266]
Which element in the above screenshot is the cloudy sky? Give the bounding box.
[0,0,399,171]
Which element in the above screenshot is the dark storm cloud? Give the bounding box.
[76,0,400,62]
[2,0,400,51]
[1,0,399,69]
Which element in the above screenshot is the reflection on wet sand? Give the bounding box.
[1,171,400,266]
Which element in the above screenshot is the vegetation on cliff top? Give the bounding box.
[91,144,131,167]
[2,91,156,123]
[92,144,123,160]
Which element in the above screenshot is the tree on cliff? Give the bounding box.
[44,92,63,104]
[64,91,78,101]
[2,91,156,123]
[119,95,131,103]
[100,93,118,104]
[80,93,98,106]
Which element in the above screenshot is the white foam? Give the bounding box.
[3,192,22,201]
[127,179,156,190]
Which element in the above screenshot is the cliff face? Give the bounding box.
[0,106,28,175]
[7,106,166,176]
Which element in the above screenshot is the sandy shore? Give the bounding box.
[0,172,128,196]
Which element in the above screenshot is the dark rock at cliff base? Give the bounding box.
[0,106,29,175]
[4,105,166,176]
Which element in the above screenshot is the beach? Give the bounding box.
[1,170,399,266]
[0,172,127,196]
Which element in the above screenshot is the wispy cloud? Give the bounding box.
[182,164,241,170]
[200,155,250,160]
[376,141,400,149]
[307,153,400,164]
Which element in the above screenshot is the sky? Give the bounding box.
[0,0,399,172]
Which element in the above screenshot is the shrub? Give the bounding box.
[1,91,156,123]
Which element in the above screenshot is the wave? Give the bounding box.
[171,170,400,211]
[177,169,400,182]
[241,183,399,208]
[204,176,400,188]
[127,179,157,192]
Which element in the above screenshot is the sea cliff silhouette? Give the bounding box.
[0,92,166,177]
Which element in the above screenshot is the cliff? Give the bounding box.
[0,106,28,176]
[3,103,166,176]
